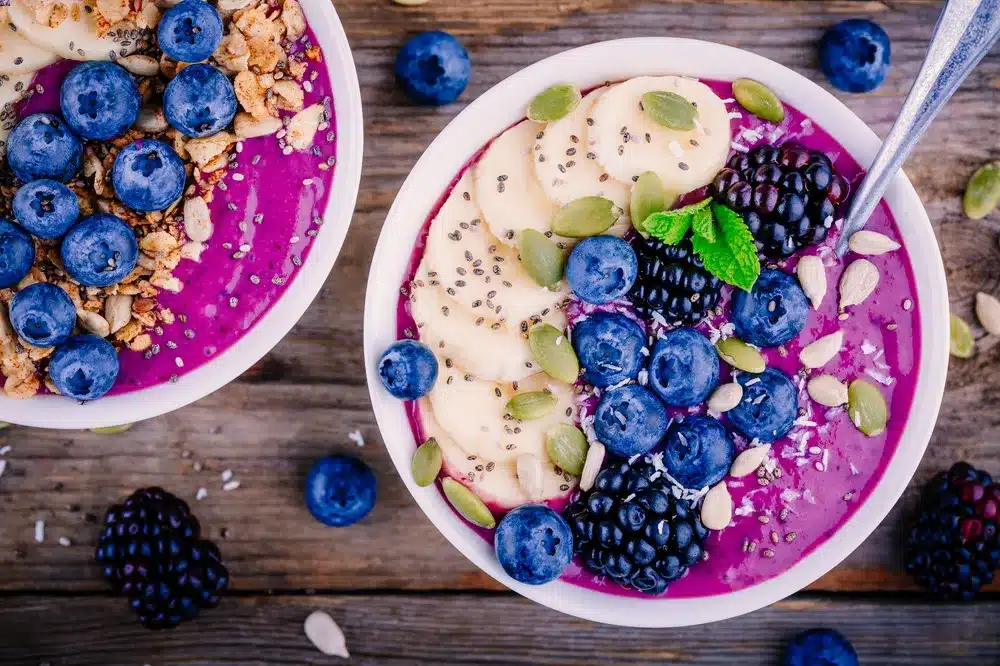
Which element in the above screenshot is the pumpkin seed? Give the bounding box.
[519,229,564,288]
[848,379,888,437]
[630,171,667,237]
[641,91,697,130]
[949,313,975,359]
[550,196,621,238]
[715,338,766,373]
[91,423,134,434]
[732,78,785,123]
[441,477,496,528]
[528,323,580,384]
[545,424,587,476]
[411,438,443,487]
[506,390,557,421]
[963,162,1000,220]
[527,83,583,123]
[0,422,9,430]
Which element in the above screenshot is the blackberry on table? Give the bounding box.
[564,458,709,594]
[629,236,722,325]
[713,142,850,257]
[905,462,1000,600]
[95,487,229,629]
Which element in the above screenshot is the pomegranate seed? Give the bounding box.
[960,518,983,540]
[961,482,985,503]
[977,498,998,520]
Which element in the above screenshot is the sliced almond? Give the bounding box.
[77,310,110,338]
[516,454,545,501]
[104,295,133,334]
[839,259,879,309]
[975,292,1000,336]
[848,230,901,256]
[807,374,849,407]
[234,112,283,140]
[707,382,743,413]
[700,482,733,531]
[135,106,169,133]
[304,610,349,658]
[796,255,827,310]
[729,444,771,478]
[183,197,213,242]
[287,104,324,151]
[799,330,844,369]
[579,442,605,492]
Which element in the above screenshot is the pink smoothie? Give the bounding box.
[397,79,921,598]
[15,29,337,394]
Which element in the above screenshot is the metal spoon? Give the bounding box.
[836,0,1000,255]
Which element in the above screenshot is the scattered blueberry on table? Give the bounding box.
[112,139,188,213]
[6,113,82,183]
[163,63,238,137]
[59,62,141,141]
[12,179,80,239]
[61,213,140,287]
[96,487,229,629]
[495,505,574,585]
[0,218,36,288]
[395,31,471,105]
[783,628,859,666]
[571,312,646,388]
[48,334,120,401]
[305,455,378,527]
[157,0,225,64]
[819,18,891,93]
[9,283,76,348]
[378,339,439,399]
[565,235,638,304]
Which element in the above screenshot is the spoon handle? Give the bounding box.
[836,0,1000,255]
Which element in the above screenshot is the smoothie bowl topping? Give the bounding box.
[375,70,924,601]
[0,0,340,403]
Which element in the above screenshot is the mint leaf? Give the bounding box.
[642,197,712,245]
[691,206,715,242]
[690,204,761,292]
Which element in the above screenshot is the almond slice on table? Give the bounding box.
[976,292,1000,336]
[304,610,349,658]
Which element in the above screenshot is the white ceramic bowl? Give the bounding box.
[365,38,948,627]
[1,2,364,429]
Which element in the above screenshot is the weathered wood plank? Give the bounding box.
[1,594,998,664]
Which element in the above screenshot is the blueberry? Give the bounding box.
[728,368,798,442]
[112,139,187,213]
[819,19,891,93]
[783,628,859,666]
[61,213,139,287]
[594,385,670,457]
[59,62,140,141]
[0,218,35,288]
[647,327,719,407]
[6,113,82,183]
[13,180,80,239]
[731,269,809,347]
[163,64,237,138]
[494,505,573,585]
[157,0,224,64]
[9,283,75,348]
[378,339,438,399]
[48,334,119,401]
[571,312,645,388]
[304,455,377,527]
[394,31,471,105]
[566,236,638,304]
[661,415,735,489]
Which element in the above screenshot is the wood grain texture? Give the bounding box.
[1,594,999,665]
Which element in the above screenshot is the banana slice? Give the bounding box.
[421,171,569,325]
[428,363,577,466]
[0,72,32,158]
[474,119,561,248]
[418,400,573,509]
[0,22,59,75]
[7,0,139,61]
[589,76,731,195]
[410,278,567,383]
[532,85,631,212]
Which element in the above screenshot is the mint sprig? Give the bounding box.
[642,198,760,292]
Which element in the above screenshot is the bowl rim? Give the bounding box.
[364,37,949,627]
[0,1,364,429]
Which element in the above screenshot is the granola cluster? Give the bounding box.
[0,0,327,398]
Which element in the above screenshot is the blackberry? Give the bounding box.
[95,487,229,629]
[712,142,851,257]
[564,458,709,594]
[629,236,722,325]
[905,462,1000,600]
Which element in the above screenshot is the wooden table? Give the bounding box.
[2,0,1000,663]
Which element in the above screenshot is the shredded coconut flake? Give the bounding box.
[221,470,234,483]
[348,429,365,447]
[34,520,45,543]
[223,480,241,491]
[196,488,208,501]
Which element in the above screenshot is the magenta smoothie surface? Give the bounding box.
[397,78,921,598]
[17,31,337,395]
